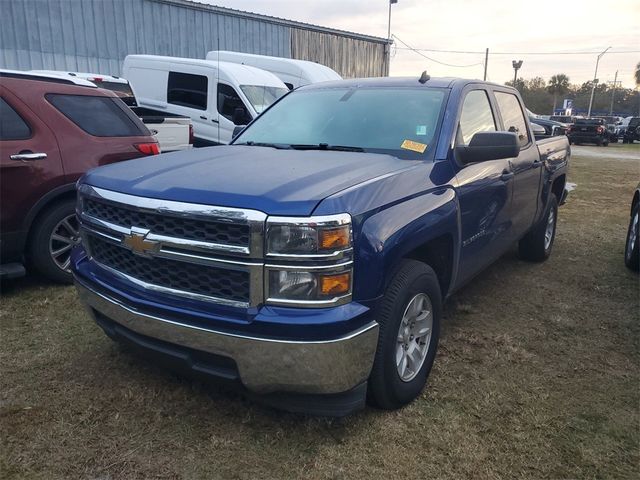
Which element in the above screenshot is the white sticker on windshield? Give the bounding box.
[416,125,427,136]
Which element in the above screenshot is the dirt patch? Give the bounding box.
[1,152,638,479]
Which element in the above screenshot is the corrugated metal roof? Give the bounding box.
[154,0,391,44]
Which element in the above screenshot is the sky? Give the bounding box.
[202,0,640,88]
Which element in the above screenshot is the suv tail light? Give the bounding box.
[596,126,605,134]
[135,142,160,155]
[566,126,572,134]
[188,124,194,145]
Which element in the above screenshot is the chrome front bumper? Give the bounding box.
[75,280,379,395]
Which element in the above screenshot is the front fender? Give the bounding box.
[353,187,459,302]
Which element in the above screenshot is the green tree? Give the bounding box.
[635,61,640,86]
[547,74,570,114]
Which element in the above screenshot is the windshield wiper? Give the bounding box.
[289,143,365,152]
[234,141,291,149]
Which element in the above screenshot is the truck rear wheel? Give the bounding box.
[518,196,558,262]
[625,202,639,271]
[367,260,441,410]
[28,199,80,284]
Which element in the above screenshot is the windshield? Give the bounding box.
[240,85,288,113]
[234,87,446,158]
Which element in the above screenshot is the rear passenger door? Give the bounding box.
[492,89,542,237]
[454,88,514,284]
[0,89,63,236]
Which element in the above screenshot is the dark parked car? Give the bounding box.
[622,117,640,144]
[529,116,568,138]
[626,184,639,271]
[567,118,610,146]
[0,70,159,282]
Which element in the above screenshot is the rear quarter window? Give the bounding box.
[46,94,146,137]
[0,98,31,140]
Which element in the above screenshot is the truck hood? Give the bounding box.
[82,145,422,215]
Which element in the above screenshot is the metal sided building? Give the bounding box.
[0,0,390,78]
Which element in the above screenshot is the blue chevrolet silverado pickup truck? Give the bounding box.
[72,76,569,415]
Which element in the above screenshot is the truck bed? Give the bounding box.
[130,106,192,152]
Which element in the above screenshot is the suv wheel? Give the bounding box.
[367,260,441,409]
[28,199,80,284]
[625,201,639,271]
[519,195,558,262]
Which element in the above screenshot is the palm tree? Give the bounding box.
[547,74,570,114]
[635,61,640,87]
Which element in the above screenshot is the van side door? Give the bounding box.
[166,70,215,146]
[492,89,542,237]
[453,88,515,285]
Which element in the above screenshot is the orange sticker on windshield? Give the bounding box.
[400,139,427,153]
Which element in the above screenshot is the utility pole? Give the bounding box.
[608,70,619,115]
[512,60,523,88]
[387,0,397,40]
[587,46,611,118]
[483,48,489,81]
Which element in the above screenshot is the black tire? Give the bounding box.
[367,260,441,410]
[603,140,609,147]
[519,196,558,262]
[625,201,639,272]
[28,199,79,284]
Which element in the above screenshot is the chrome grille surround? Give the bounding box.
[77,185,266,308]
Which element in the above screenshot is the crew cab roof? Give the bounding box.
[297,76,512,91]
[0,69,97,87]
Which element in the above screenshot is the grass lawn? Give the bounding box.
[1,152,639,479]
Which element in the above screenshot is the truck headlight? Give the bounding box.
[266,214,351,256]
[267,268,352,304]
[265,213,353,306]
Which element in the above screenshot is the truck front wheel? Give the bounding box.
[367,260,441,410]
[518,196,558,262]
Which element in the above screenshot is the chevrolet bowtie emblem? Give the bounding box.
[122,227,160,257]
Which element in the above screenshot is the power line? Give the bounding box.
[392,35,484,68]
[393,45,640,56]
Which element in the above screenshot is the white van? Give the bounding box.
[205,51,342,90]
[123,55,289,145]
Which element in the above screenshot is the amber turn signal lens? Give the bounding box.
[319,226,350,250]
[320,272,351,296]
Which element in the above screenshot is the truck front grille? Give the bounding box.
[87,236,250,303]
[84,198,250,246]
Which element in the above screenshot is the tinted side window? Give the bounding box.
[458,90,496,145]
[167,72,208,110]
[47,94,145,137]
[217,84,252,124]
[0,98,31,140]
[495,92,530,147]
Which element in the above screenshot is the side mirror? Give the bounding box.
[232,107,246,125]
[232,125,246,139]
[455,132,520,164]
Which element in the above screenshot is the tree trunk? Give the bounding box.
[552,93,558,115]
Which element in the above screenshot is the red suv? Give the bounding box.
[0,71,159,283]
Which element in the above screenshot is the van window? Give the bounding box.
[217,84,252,124]
[47,94,146,137]
[240,85,288,114]
[0,98,31,140]
[495,92,530,147]
[457,90,496,145]
[167,72,208,110]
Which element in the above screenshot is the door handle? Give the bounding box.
[211,119,219,124]
[500,169,514,181]
[199,115,207,120]
[10,152,47,161]
[532,160,542,168]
